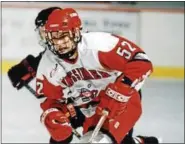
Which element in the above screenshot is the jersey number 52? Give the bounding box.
[116,41,136,59]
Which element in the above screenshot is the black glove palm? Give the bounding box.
[8,54,42,89]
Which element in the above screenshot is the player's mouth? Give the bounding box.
[58,47,70,54]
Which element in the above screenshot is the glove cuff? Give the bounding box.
[105,83,132,103]
[40,108,59,123]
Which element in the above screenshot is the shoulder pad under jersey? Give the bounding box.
[81,32,119,52]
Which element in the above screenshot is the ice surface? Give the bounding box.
[2,75,184,143]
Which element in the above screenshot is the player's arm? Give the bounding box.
[93,35,153,143]
[8,51,44,89]
[36,74,77,142]
[98,34,153,89]
[36,75,63,98]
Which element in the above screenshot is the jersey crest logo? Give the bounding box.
[78,88,98,102]
[60,67,111,87]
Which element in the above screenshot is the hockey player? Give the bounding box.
[7,6,141,140]
[8,7,62,90]
[37,8,159,144]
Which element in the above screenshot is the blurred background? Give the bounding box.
[1,1,184,143]
[2,1,184,79]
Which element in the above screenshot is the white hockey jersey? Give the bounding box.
[36,32,152,116]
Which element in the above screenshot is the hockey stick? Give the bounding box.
[88,110,109,143]
[23,82,82,139]
[72,128,82,139]
[23,82,45,99]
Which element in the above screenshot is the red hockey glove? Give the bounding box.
[40,99,77,141]
[96,82,137,119]
[40,98,77,118]
[41,108,72,141]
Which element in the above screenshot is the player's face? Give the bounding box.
[50,31,75,55]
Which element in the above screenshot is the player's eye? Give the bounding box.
[59,32,69,38]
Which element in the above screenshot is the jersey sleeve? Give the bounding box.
[36,75,64,99]
[35,50,64,99]
[98,34,153,91]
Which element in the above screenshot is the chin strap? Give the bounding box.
[57,47,77,60]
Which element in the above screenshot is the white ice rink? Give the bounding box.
[2,75,184,143]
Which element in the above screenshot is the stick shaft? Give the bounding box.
[88,111,108,143]
[24,83,44,99]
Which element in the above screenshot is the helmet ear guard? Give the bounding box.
[73,27,82,43]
